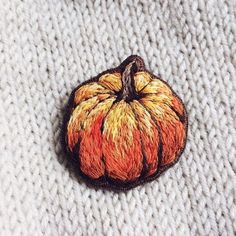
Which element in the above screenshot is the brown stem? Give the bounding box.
[120,56,145,101]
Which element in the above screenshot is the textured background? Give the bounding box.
[0,0,235,235]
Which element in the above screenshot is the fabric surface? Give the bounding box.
[0,0,235,235]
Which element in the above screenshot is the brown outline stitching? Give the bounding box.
[61,55,188,191]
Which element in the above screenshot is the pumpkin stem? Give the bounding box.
[120,57,144,101]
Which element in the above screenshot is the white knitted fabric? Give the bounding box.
[0,0,235,235]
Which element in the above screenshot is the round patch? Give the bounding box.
[63,55,188,190]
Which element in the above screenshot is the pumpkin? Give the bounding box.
[64,55,187,190]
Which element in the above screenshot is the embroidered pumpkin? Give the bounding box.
[64,55,187,190]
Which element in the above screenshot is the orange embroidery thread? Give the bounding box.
[63,55,188,190]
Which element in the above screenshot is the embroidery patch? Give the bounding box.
[63,55,188,190]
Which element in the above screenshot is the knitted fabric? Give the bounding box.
[0,0,235,235]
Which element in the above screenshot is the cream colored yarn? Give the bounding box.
[0,0,235,235]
